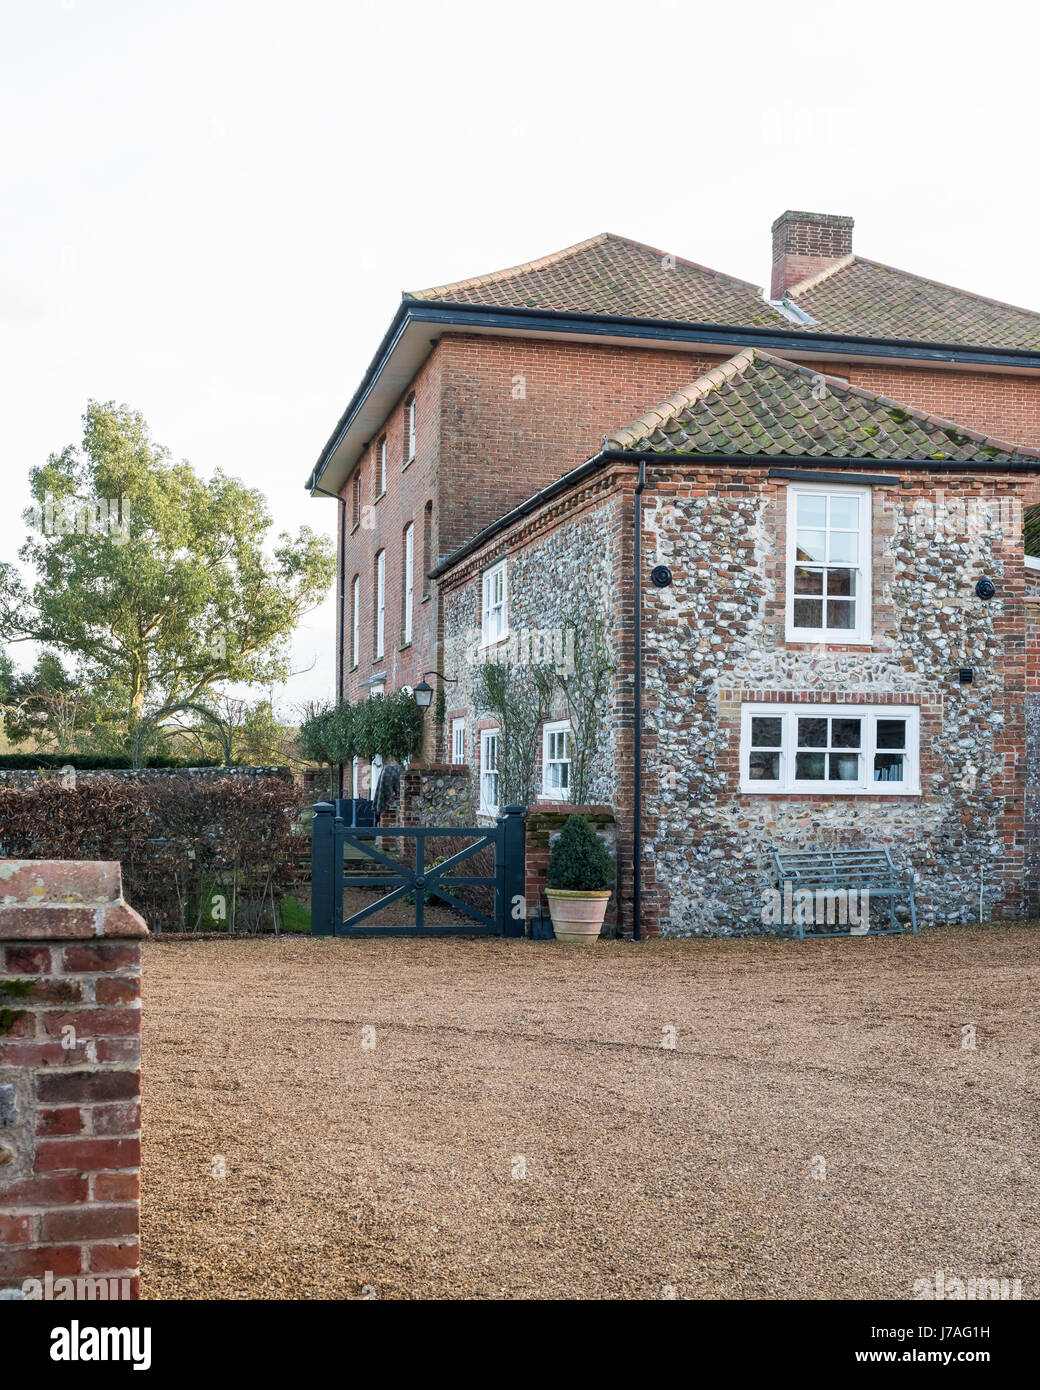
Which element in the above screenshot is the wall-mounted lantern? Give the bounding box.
[412,671,458,708]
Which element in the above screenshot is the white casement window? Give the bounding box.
[479,728,500,814]
[351,575,359,667]
[542,720,572,801]
[786,484,872,643]
[377,437,387,496]
[451,717,466,765]
[740,703,920,795]
[405,396,416,463]
[374,550,386,659]
[481,560,508,645]
[403,523,414,644]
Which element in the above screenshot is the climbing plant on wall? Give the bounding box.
[472,658,557,807]
[558,602,614,808]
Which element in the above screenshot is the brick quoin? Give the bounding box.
[0,861,147,1300]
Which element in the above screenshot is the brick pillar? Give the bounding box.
[0,861,148,1300]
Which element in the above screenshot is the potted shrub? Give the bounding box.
[545,814,613,944]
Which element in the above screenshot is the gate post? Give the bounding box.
[311,802,336,936]
[500,804,527,938]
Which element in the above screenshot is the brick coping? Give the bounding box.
[0,862,148,941]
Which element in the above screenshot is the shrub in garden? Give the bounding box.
[0,774,303,933]
[546,814,614,892]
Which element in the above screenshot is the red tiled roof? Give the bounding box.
[609,348,1040,463]
[410,233,1040,350]
[408,232,784,329]
[788,257,1040,350]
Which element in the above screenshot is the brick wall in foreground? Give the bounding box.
[0,861,148,1300]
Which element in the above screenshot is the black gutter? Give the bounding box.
[403,299,1040,369]
[311,481,347,799]
[631,460,645,943]
[307,300,412,491]
[429,449,1040,582]
[306,299,1040,491]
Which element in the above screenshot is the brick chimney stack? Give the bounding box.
[770,210,854,299]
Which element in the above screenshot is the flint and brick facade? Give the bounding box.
[311,212,1040,933]
[436,455,1040,934]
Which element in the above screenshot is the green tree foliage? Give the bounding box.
[0,402,335,739]
[546,814,614,892]
[237,700,292,766]
[377,690,424,764]
[298,693,423,769]
[298,701,357,768]
[0,650,94,754]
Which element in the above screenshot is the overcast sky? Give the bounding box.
[3,0,1038,713]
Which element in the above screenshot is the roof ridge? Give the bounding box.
[785,253,856,298]
[406,233,612,300]
[407,231,767,303]
[794,254,1040,323]
[599,233,765,294]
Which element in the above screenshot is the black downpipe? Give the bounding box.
[631,460,645,942]
[311,481,347,799]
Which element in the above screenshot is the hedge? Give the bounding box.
[0,754,226,770]
[0,776,304,933]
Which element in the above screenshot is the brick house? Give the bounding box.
[307,211,1040,933]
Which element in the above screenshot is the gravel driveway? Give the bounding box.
[140,925,1039,1300]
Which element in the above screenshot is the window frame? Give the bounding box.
[402,522,414,645]
[374,550,386,659]
[377,436,387,497]
[481,560,509,647]
[785,483,872,644]
[350,574,360,668]
[739,703,920,795]
[351,469,361,530]
[405,395,416,465]
[479,727,500,815]
[451,717,466,765]
[541,719,573,802]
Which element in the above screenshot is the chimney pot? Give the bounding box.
[771,210,853,299]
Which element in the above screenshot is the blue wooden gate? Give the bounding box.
[310,801,526,936]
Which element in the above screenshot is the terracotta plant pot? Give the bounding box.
[545,889,611,944]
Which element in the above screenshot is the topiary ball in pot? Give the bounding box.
[545,814,613,944]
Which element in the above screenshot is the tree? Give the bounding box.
[0,401,335,740]
[298,701,357,770]
[237,700,293,766]
[0,650,94,754]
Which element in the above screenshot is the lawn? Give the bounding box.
[140,925,1039,1300]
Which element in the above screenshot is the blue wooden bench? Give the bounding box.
[772,848,917,939]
